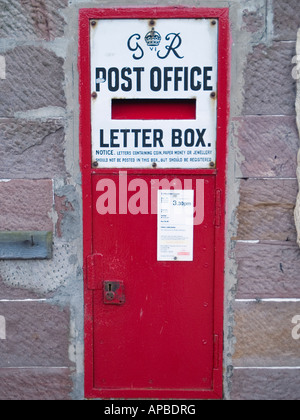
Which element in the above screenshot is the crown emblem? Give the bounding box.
[145,28,162,47]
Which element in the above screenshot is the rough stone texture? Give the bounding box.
[0,119,66,179]
[234,241,300,299]
[294,30,300,246]
[0,0,68,41]
[231,2,300,401]
[0,46,66,117]
[231,369,300,400]
[55,195,75,238]
[0,368,72,400]
[0,179,53,231]
[241,2,266,43]
[234,116,299,178]
[54,185,81,241]
[233,301,300,367]
[0,301,71,367]
[0,239,79,295]
[273,0,300,41]
[296,29,300,134]
[242,8,264,34]
[243,42,296,116]
[237,179,298,241]
[0,0,298,401]
[0,276,45,300]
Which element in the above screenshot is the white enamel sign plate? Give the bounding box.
[90,19,218,168]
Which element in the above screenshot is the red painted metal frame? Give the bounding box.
[79,7,230,400]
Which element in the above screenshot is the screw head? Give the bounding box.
[209,161,215,168]
[92,161,99,168]
[91,91,97,99]
[91,20,97,26]
[152,162,157,168]
[210,91,216,99]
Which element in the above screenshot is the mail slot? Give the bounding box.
[112,99,197,120]
[79,7,230,400]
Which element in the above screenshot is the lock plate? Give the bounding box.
[103,281,125,305]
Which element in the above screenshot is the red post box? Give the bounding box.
[79,7,230,399]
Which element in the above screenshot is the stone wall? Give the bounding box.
[0,0,81,400]
[230,0,300,400]
[0,0,299,400]
[294,30,300,245]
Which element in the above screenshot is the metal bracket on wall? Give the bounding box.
[0,231,53,260]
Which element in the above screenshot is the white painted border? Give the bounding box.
[236,298,300,303]
[0,299,47,303]
[0,56,6,80]
[234,366,300,370]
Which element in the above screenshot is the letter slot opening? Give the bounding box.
[111,99,196,120]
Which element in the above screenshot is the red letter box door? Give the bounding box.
[80,8,229,400]
[87,174,217,398]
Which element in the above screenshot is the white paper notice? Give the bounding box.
[157,190,194,262]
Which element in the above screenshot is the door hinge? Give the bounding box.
[213,334,220,370]
[214,189,222,227]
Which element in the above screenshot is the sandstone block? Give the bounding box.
[0,179,53,231]
[237,179,298,241]
[235,241,300,299]
[0,301,70,367]
[0,119,65,178]
[243,42,296,116]
[0,0,68,41]
[273,0,300,41]
[234,116,299,178]
[231,368,300,400]
[0,46,65,117]
[0,367,72,400]
[233,301,300,367]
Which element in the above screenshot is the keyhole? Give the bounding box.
[106,283,115,300]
